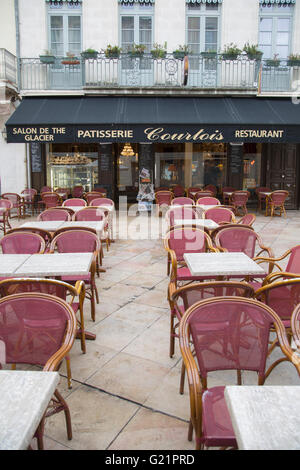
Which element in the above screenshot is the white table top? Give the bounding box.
[225,386,300,450]
[196,205,219,211]
[0,254,32,276]
[184,252,265,277]
[14,252,94,277]
[174,219,219,229]
[60,221,104,236]
[259,192,272,196]
[0,370,59,450]
[20,221,65,232]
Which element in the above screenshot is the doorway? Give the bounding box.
[116,142,139,203]
[266,143,299,209]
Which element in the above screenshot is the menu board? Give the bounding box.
[100,153,111,172]
[99,144,113,190]
[229,144,243,174]
[30,143,42,172]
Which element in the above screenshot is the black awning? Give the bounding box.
[6,96,300,144]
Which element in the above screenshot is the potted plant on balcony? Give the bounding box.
[151,42,167,59]
[39,50,56,64]
[104,44,122,58]
[61,52,80,65]
[287,53,300,67]
[129,43,146,58]
[266,54,281,67]
[173,45,190,60]
[81,48,98,60]
[201,49,217,59]
[221,43,242,60]
[243,42,263,61]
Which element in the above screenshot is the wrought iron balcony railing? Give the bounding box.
[18,53,300,94]
[0,48,17,87]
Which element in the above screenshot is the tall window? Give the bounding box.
[259,3,294,59]
[187,2,220,55]
[48,1,82,56]
[120,2,153,54]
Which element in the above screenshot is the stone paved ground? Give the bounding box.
[7,209,300,450]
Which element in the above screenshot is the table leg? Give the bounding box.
[265,196,270,217]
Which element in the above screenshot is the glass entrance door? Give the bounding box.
[116,143,139,203]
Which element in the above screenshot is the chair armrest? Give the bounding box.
[216,246,228,253]
[262,271,300,286]
[253,255,282,274]
[168,249,178,283]
[75,280,86,298]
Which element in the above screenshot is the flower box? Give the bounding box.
[39,55,55,64]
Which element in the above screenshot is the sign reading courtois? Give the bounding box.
[6,124,297,143]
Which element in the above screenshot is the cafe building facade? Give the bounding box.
[2,0,300,208]
[5,94,300,209]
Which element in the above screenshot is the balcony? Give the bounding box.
[18,53,300,96]
[0,48,18,90]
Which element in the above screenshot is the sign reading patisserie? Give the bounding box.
[7,124,292,143]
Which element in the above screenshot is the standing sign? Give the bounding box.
[30,142,43,172]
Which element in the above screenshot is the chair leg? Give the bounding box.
[188,420,193,442]
[179,361,186,395]
[283,205,287,218]
[95,285,99,304]
[169,311,176,358]
[65,356,72,389]
[90,289,96,322]
[35,416,46,450]
[53,389,72,441]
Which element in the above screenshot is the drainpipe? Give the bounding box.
[14,0,29,188]
[14,0,21,88]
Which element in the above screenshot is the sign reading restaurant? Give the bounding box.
[7,124,294,143]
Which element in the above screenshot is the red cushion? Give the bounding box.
[177,267,216,282]
[201,386,237,448]
[61,274,91,284]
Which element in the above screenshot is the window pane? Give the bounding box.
[139,17,151,30]
[68,16,81,28]
[205,31,217,45]
[188,17,200,30]
[50,16,63,55]
[277,18,290,31]
[260,44,272,58]
[51,29,63,43]
[122,30,134,45]
[69,28,80,41]
[51,16,63,28]
[276,32,289,46]
[259,32,272,45]
[140,30,151,45]
[206,17,218,30]
[139,16,151,53]
[260,18,272,31]
[122,16,134,30]
[188,31,200,44]
[276,45,288,58]
[121,16,134,52]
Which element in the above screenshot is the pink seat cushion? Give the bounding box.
[177,267,221,282]
[201,386,237,448]
[61,274,91,284]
